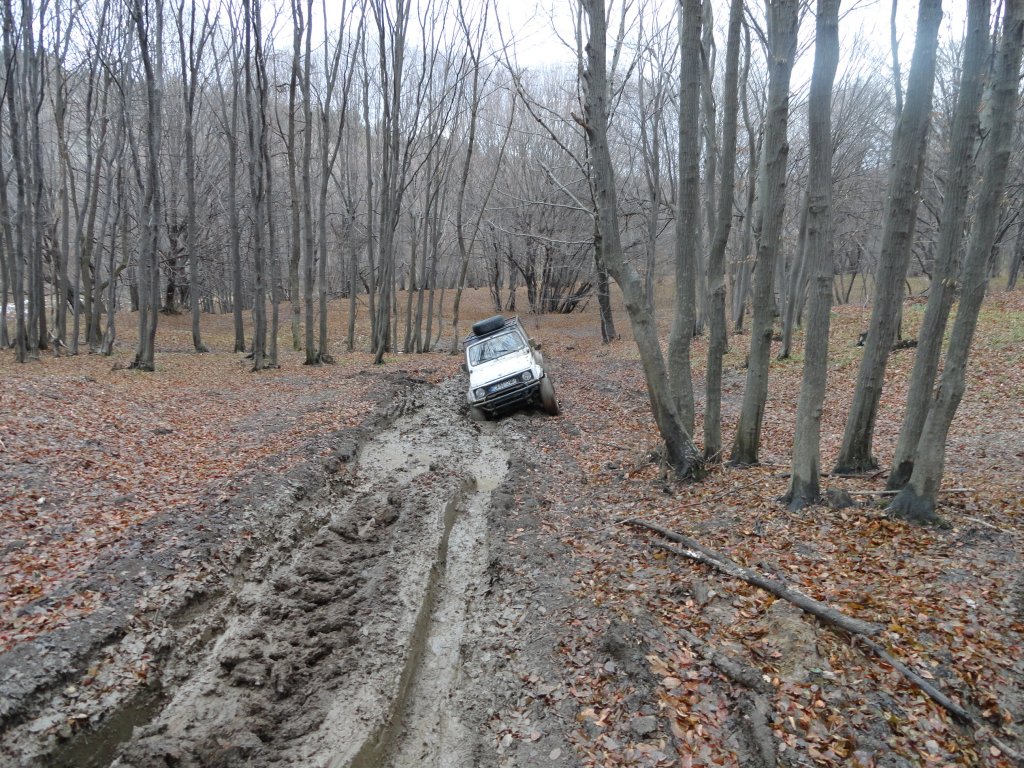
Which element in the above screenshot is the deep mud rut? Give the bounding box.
[2,377,575,768]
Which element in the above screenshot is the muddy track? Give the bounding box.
[64,378,509,768]
[2,374,579,768]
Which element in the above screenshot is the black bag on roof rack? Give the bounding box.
[471,315,506,336]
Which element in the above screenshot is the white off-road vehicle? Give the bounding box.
[462,315,559,421]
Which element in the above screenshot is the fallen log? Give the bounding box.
[847,487,974,497]
[649,541,883,637]
[621,518,881,636]
[677,626,775,696]
[623,518,1023,763]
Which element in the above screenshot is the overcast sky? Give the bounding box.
[498,0,971,81]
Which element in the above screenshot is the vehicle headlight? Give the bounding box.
[474,388,486,401]
[521,370,534,382]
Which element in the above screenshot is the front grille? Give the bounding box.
[482,379,539,411]
[488,375,522,395]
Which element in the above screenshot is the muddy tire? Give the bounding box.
[539,376,559,416]
[469,405,488,422]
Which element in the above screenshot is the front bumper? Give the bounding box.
[472,379,542,413]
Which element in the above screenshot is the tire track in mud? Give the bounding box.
[111,380,510,768]
[378,433,508,768]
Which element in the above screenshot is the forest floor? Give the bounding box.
[0,287,1022,767]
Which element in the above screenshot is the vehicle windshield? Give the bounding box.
[467,330,527,366]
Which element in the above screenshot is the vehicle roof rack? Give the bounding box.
[464,315,521,345]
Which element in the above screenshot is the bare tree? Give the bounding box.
[783,0,840,510]
[729,23,760,334]
[704,0,743,461]
[834,0,943,473]
[210,6,246,352]
[175,0,214,353]
[451,0,494,352]
[580,0,700,479]
[889,0,1024,524]
[129,0,164,372]
[888,0,991,490]
[667,0,702,435]
[729,0,800,466]
[243,0,269,370]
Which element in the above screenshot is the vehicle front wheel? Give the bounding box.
[469,405,488,422]
[539,376,559,416]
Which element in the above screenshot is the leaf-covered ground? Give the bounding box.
[520,289,1024,766]
[0,316,459,651]
[1,289,1022,767]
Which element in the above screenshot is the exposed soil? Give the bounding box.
[2,291,1023,768]
[0,371,584,767]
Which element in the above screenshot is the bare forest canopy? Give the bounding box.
[2,0,1023,508]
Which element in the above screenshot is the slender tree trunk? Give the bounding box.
[100,169,125,356]
[783,0,840,510]
[228,70,245,352]
[244,0,267,370]
[287,2,303,352]
[450,5,486,353]
[888,0,991,489]
[300,0,317,365]
[731,26,756,335]
[177,0,210,353]
[835,0,943,473]
[668,0,703,435]
[4,0,28,361]
[779,193,809,359]
[889,0,1023,524]
[729,0,799,465]
[265,123,279,369]
[704,0,743,461]
[130,0,163,372]
[594,214,616,342]
[1008,221,1024,289]
[581,0,700,480]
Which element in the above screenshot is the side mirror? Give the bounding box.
[460,362,468,373]
[533,341,543,351]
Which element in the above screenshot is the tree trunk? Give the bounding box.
[779,193,809,359]
[581,0,700,480]
[1008,220,1024,290]
[228,64,245,353]
[130,0,163,372]
[667,0,702,436]
[730,26,757,335]
[244,0,268,370]
[300,0,317,365]
[888,0,991,490]
[729,0,799,466]
[889,0,1024,525]
[594,214,616,342]
[783,0,840,511]
[835,0,943,473]
[287,3,303,352]
[703,0,743,461]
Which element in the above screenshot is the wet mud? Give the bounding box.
[2,376,576,768]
